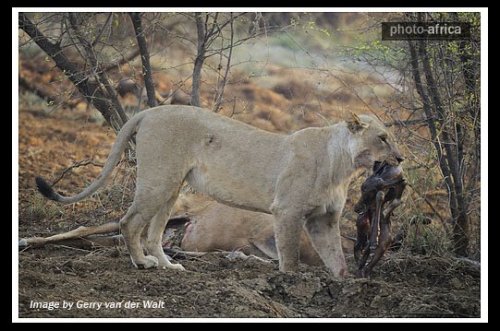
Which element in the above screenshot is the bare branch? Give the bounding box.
[101,48,141,72]
[384,118,437,128]
[68,13,128,127]
[91,13,112,47]
[51,159,104,186]
[19,13,122,132]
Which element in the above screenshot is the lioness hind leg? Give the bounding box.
[145,195,185,271]
[119,205,159,269]
[305,212,348,279]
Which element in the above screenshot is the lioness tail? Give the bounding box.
[35,176,59,201]
[35,111,148,204]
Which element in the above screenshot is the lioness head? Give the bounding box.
[347,113,404,169]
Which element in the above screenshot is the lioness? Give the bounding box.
[36,105,403,278]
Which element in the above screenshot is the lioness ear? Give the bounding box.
[347,113,369,133]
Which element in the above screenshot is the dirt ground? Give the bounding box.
[17,108,480,319]
[18,245,479,318]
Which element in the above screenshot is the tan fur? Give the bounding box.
[38,105,402,277]
[178,196,356,265]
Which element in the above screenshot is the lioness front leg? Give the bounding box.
[305,211,348,278]
[272,208,304,272]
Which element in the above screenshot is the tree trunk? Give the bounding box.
[417,40,469,255]
[191,13,206,107]
[408,39,469,256]
[129,12,157,108]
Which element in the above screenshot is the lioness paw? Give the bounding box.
[158,260,185,271]
[134,255,159,269]
[163,263,185,271]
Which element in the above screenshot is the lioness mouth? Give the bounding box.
[365,161,404,192]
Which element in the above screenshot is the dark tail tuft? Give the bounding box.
[35,177,59,201]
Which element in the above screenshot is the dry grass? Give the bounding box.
[25,193,63,223]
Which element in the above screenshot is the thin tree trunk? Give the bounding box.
[409,38,469,255]
[408,40,458,215]
[129,12,157,108]
[191,13,206,107]
[417,40,469,255]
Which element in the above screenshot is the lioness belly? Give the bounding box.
[186,166,273,213]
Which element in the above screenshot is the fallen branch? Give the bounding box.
[454,256,480,269]
[19,221,119,249]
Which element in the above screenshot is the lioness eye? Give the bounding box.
[379,135,387,143]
